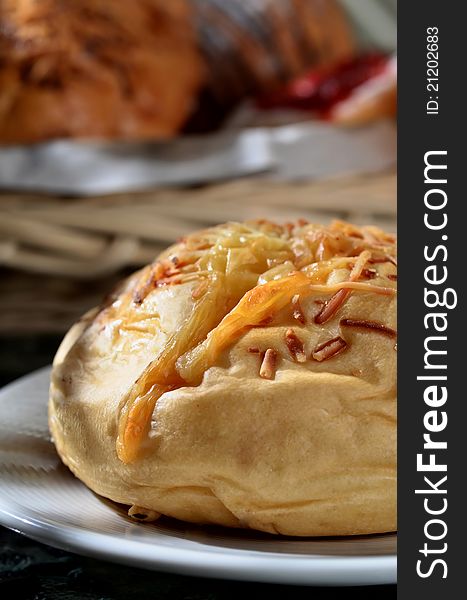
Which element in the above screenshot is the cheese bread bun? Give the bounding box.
[49,219,397,536]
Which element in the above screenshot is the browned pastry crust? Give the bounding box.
[0,0,204,143]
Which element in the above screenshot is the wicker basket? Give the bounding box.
[0,171,395,333]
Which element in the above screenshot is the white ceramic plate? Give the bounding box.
[0,368,396,586]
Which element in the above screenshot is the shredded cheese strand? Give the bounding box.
[116,272,226,463]
[315,250,371,325]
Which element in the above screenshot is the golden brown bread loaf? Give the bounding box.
[50,219,397,536]
[0,0,354,142]
[0,0,203,143]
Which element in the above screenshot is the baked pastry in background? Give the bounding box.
[330,55,397,125]
[0,0,354,143]
[254,52,396,125]
[0,0,203,143]
[50,219,397,536]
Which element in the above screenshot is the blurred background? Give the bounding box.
[0,0,396,382]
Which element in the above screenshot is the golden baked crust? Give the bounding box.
[50,219,397,536]
[0,0,203,143]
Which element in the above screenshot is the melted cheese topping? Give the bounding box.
[111,220,396,463]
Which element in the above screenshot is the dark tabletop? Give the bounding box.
[0,334,396,599]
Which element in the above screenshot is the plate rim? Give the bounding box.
[0,368,397,586]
